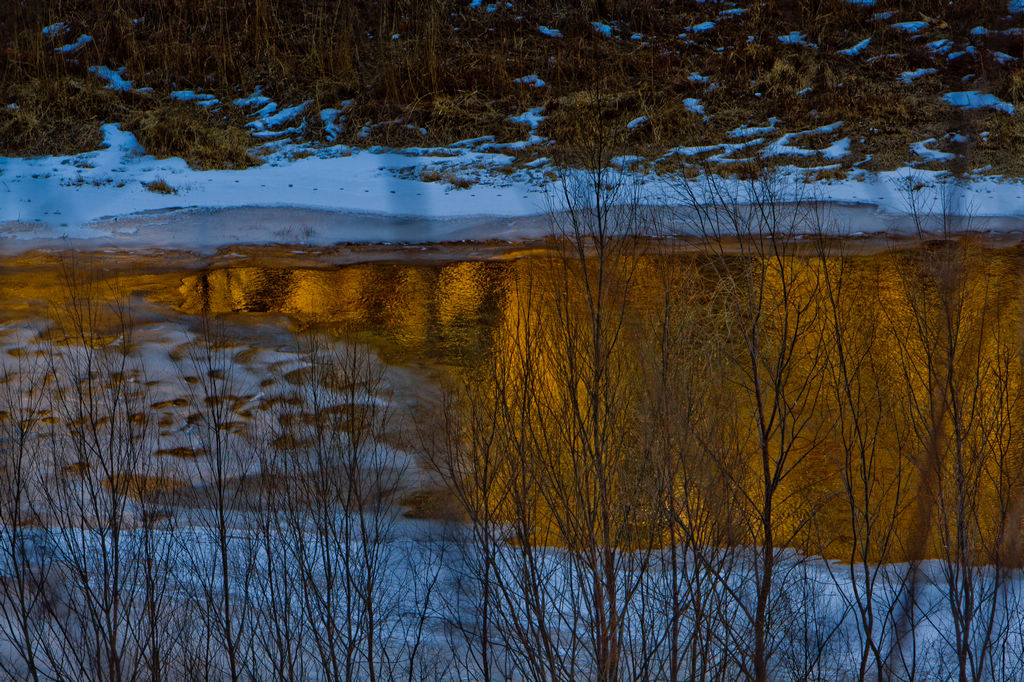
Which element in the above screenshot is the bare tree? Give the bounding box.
[179,317,257,682]
[0,344,52,682]
[674,172,834,682]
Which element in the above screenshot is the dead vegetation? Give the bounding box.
[0,0,1022,176]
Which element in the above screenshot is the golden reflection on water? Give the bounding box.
[178,261,511,364]
[4,244,1024,561]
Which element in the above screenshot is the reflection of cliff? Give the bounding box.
[177,262,511,363]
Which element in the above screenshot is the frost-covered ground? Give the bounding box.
[3,123,1024,251]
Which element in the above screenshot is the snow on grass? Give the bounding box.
[247,101,310,137]
[719,8,747,15]
[54,34,92,53]
[591,22,614,37]
[729,118,779,138]
[88,66,151,93]
[234,87,273,108]
[947,46,977,61]
[537,26,562,38]
[1011,0,1023,12]
[778,31,817,48]
[761,121,845,158]
[688,21,717,32]
[626,116,648,130]
[821,138,851,159]
[610,155,643,167]
[42,22,69,36]
[3,121,1024,250]
[993,51,1017,64]
[666,138,765,160]
[510,107,546,131]
[900,68,937,82]
[943,91,1015,115]
[320,103,351,142]
[170,90,219,107]
[688,72,710,83]
[911,139,956,162]
[838,37,871,56]
[513,74,546,88]
[0,124,536,230]
[926,38,952,54]
[893,21,929,33]
[682,98,705,115]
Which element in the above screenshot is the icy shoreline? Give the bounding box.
[3,124,1024,251]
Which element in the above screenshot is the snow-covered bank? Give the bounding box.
[2,124,1024,250]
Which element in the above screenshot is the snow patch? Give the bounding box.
[893,21,928,33]
[513,74,546,88]
[900,68,937,82]
[838,37,871,56]
[89,66,148,93]
[778,31,818,48]
[761,122,845,158]
[911,139,955,162]
[942,90,1015,115]
[234,87,273,109]
[682,98,705,115]
[42,22,69,37]
[170,90,219,107]
[729,118,779,138]
[247,101,310,138]
[510,107,546,131]
[54,35,92,53]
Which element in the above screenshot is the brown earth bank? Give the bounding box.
[3,1,1023,177]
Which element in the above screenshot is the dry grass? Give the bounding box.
[142,178,176,194]
[1,0,1021,175]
